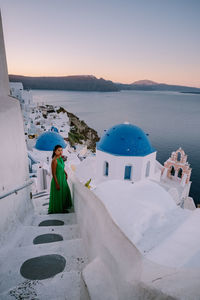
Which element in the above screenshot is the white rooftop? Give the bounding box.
[93,179,200,269]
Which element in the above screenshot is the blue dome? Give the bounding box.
[97,123,155,156]
[35,131,66,151]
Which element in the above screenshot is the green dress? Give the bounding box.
[48,157,72,213]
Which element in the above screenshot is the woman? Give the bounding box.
[48,145,72,214]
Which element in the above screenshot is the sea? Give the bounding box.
[32,89,200,206]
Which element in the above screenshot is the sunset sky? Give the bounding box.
[0,0,199,87]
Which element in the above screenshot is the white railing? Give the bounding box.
[0,179,33,200]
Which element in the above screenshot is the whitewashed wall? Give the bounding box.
[0,187,33,245]
[0,13,9,96]
[70,174,183,300]
[96,149,156,183]
[72,175,142,299]
[0,13,33,244]
[0,97,33,245]
[70,174,200,299]
[0,98,29,191]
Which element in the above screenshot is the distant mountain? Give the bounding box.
[9,74,200,94]
[117,79,200,93]
[8,75,119,92]
[131,79,158,85]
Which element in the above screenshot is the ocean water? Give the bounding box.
[32,90,200,205]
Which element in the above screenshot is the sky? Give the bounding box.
[0,0,199,87]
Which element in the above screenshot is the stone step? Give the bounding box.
[13,223,81,248]
[0,270,89,300]
[27,212,77,227]
[36,270,90,300]
[0,238,88,294]
[0,189,89,299]
[32,190,49,198]
[32,192,50,199]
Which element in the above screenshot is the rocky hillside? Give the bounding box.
[56,107,100,152]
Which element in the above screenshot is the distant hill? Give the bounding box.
[9,74,200,94]
[117,80,200,93]
[8,75,119,92]
[131,79,158,85]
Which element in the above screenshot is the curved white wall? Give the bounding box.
[69,174,187,299]
[71,175,142,299]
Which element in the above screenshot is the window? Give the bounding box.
[104,161,109,176]
[178,168,182,178]
[177,152,181,162]
[145,161,150,177]
[124,165,132,180]
[170,166,175,176]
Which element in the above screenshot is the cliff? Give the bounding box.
[9,75,119,92]
[56,106,100,152]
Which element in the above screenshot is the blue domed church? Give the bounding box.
[96,123,157,182]
[35,131,66,151]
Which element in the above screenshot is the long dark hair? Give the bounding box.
[52,145,62,158]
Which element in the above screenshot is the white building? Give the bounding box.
[96,123,158,183]
[71,126,200,300]
[76,122,195,210]
[10,82,23,100]
[10,81,34,112]
[9,81,39,141]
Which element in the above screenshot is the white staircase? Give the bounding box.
[0,191,89,300]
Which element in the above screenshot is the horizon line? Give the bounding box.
[8,73,200,89]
